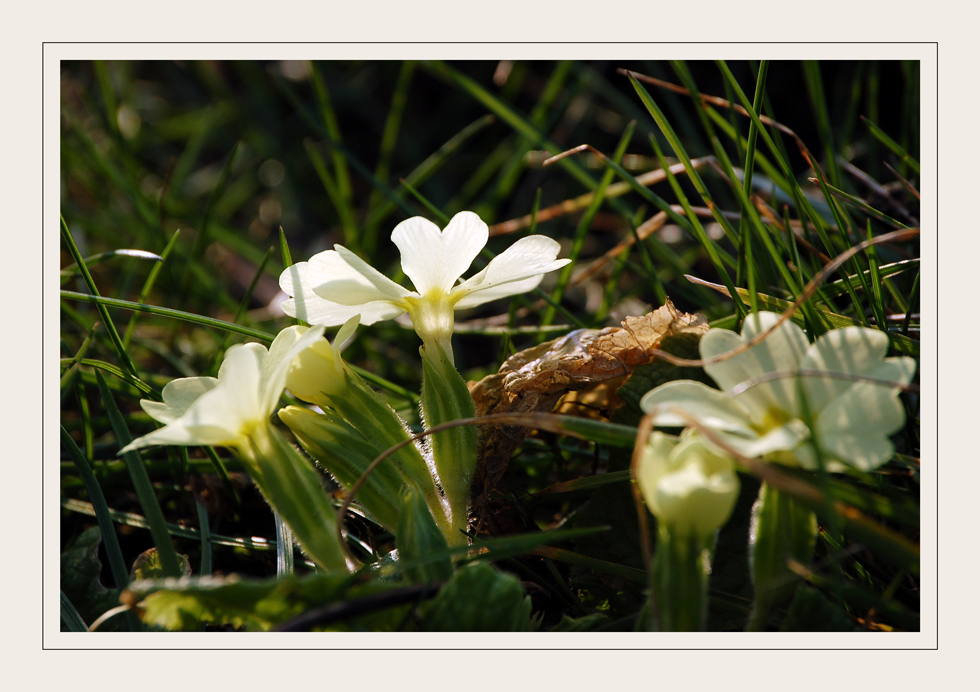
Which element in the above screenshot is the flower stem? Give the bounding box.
[747,481,818,631]
[650,523,712,631]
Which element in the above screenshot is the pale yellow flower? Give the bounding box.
[640,312,916,471]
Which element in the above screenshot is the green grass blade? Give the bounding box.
[195,500,213,576]
[61,425,132,592]
[628,74,746,317]
[862,116,920,175]
[188,141,242,266]
[367,114,496,230]
[364,60,417,251]
[94,371,184,578]
[60,590,89,632]
[61,216,140,377]
[122,229,182,349]
[62,289,274,341]
[802,61,841,186]
[544,120,636,328]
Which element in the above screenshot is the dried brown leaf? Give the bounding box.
[468,299,707,520]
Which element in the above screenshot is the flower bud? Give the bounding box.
[638,430,739,539]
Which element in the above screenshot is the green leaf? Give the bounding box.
[279,406,405,531]
[422,563,535,632]
[396,484,454,584]
[129,573,406,632]
[129,547,192,582]
[61,527,133,632]
[242,427,349,573]
[420,344,478,542]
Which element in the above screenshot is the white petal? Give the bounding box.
[799,326,890,412]
[702,312,808,420]
[120,419,238,453]
[280,260,367,326]
[453,235,570,309]
[140,377,218,424]
[816,434,896,472]
[814,371,908,441]
[211,343,266,427]
[707,420,810,460]
[121,347,266,454]
[639,380,756,436]
[391,212,488,295]
[262,325,327,415]
[332,314,361,361]
[316,246,412,305]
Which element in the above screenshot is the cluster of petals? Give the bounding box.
[279,211,569,358]
[638,430,740,539]
[640,312,916,472]
[120,325,326,453]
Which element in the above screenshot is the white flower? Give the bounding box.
[637,430,740,539]
[120,325,326,454]
[279,211,570,361]
[640,312,916,472]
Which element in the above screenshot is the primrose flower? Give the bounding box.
[638,430,740,539]
[279,211,570,362]
[121,325,326,456]
[640,312,916,472]
[119,324,356,573]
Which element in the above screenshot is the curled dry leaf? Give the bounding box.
[468,299,708,520]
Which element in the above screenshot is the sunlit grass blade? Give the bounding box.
[61,216,139,377]
[122,229,181,349]
[865,221,889,333]
[685,275,919,356]
[810,178,910,229]
[62,289,274,341]
[62,497,282,553]
[543,120,636,328]
[626,73,748,317]
[60,248,162,284]
[64,358,157,397]
[862,115,920,175]
[272,72,422,222]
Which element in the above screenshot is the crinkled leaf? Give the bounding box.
[129,573,407,632]
[421,563,536,632]
[61,527,130,632]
